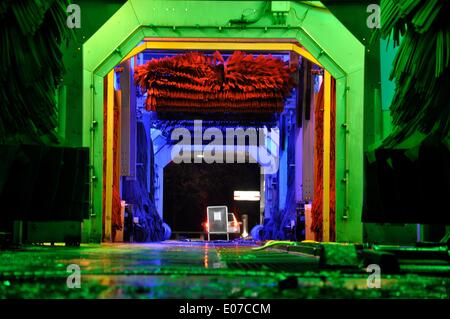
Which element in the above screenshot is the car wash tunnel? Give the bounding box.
[0,0,449,300]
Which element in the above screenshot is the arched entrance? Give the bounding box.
[82,0,365,243]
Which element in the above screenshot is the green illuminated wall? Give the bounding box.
[60,0,126,147]
[323,1,383,148]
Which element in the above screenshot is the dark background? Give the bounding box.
[163,163,260,233]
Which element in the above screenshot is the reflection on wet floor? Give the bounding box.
[0,241,448,298]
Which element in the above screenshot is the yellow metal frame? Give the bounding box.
[104,70,115,242]
[121,41,322,67]
[323,71,332,241]
[103,40,331,241]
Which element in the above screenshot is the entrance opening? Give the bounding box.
[101,43,336,243]
[82,1,366,243]
[164,162,260,239]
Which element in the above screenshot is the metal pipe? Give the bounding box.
[342,80,350,220]
[90,73,97,218]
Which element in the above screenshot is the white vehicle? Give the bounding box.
[202,212,241,239]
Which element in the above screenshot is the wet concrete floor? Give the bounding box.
[0,241,448,298]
